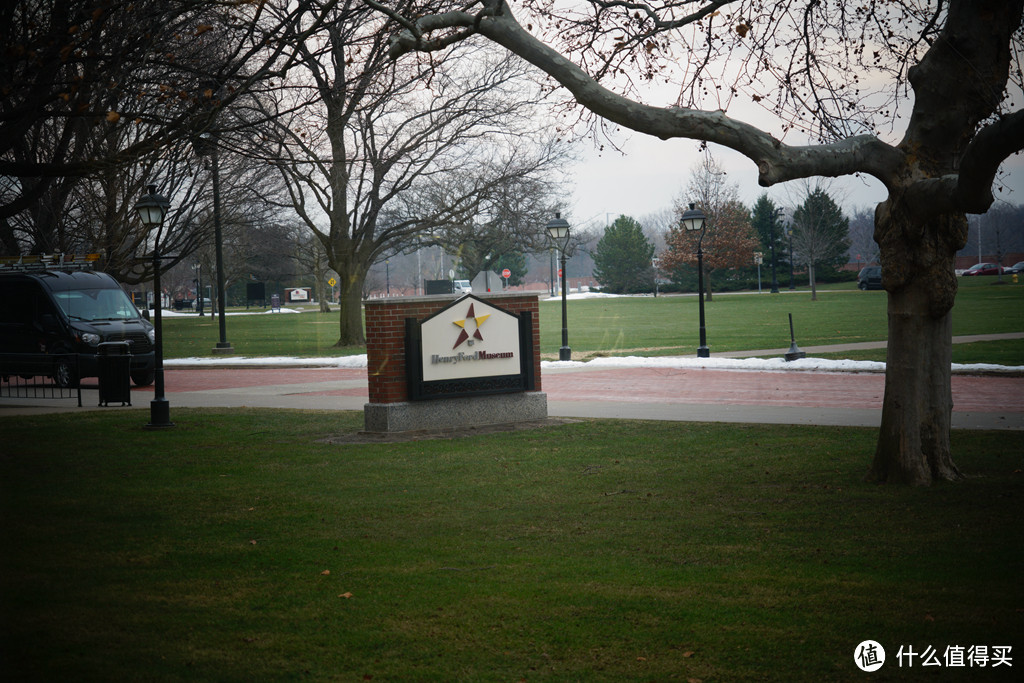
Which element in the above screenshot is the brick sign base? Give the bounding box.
[363,293,546,433]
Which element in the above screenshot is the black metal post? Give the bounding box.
[770,210,780,294]
[148,251,173,428]
[788,228,795,290]
[196,265,204,316]
[210,145,233,353]
[784,312,806,361]
[695,240,709,358]
[559,250,571,360]
[386,260,390,295]
[549,248,556,297]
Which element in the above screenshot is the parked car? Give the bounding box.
[1006,261,1024,274]
[961,262,1004,276]
[0,266,156,387]
[857,266,882,290]
[453,279,472,294]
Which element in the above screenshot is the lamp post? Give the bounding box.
[770,208,781,294]
[193,133,234,354]
[546,212,572,361]
[680,203,710,358]
[194,262,204,316]
[134,184,174,429]
[787,226,795,290]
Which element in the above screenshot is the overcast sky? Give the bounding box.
[567,134,1024,233]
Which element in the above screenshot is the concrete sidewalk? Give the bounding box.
[713,332,1024,358]
[3,361,1022,431]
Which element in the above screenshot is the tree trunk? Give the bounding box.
[335,271,366,346]
[868,200,967,485]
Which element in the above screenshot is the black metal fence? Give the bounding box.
[0,353,82,406]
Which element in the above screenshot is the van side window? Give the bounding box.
[0,282,37,326]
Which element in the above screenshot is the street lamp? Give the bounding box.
[787,226,795,290]
[770,208,782,294]
[546,212,571,361]
[134,184,174,428]
[193,132,234,354]
[193,262,204,316]
[681,203,710,358]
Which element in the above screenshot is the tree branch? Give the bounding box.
[380,2,906,192]
[902,111,1024,215]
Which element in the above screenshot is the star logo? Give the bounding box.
[452,302,490,349]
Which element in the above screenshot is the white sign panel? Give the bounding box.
[421,297,521,381]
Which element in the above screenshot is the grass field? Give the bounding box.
[2,409,1022,681]
[160,276,1024,364]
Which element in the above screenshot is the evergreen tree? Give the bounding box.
[791,188,851,300]
[593,215,655,293]
[751,194,787,288]
[495,252,528,287]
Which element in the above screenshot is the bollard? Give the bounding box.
[784,313,806,361]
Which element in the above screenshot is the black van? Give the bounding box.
[0,268,155,387]
[857,266,883,290]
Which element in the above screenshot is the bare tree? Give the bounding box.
[790,186,851,300]
[376,0,1024,485]
[661,153,757,300]
[258,0,567,345]
[848,207,880,268]
[436,169,569,280]
[1,0,333,268]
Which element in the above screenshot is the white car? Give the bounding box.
[453,279,472,293]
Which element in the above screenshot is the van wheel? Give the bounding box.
[53,357,79,388]
[131,370,155,387]
[858,281,867,290]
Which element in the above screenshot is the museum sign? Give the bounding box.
[405,294,536,400]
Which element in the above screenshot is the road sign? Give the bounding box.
[328,277,336,287]
[502,268,511,278]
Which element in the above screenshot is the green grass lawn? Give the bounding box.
[2,409,1022,681]
[161,277,1024,363]
[539,277,1024,360]
[162,308,363,358]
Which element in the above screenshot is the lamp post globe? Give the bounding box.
[679,203,706,233]
[134,184,169,227]
[546,213,572,361]
[134,184,174,428]
[546,213,570,249]
[681,203,710,358]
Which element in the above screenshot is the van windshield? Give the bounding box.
[53,288,141,322]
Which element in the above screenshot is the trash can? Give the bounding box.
[97,341,132,406]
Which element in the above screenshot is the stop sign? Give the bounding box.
[502,268,511,278]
